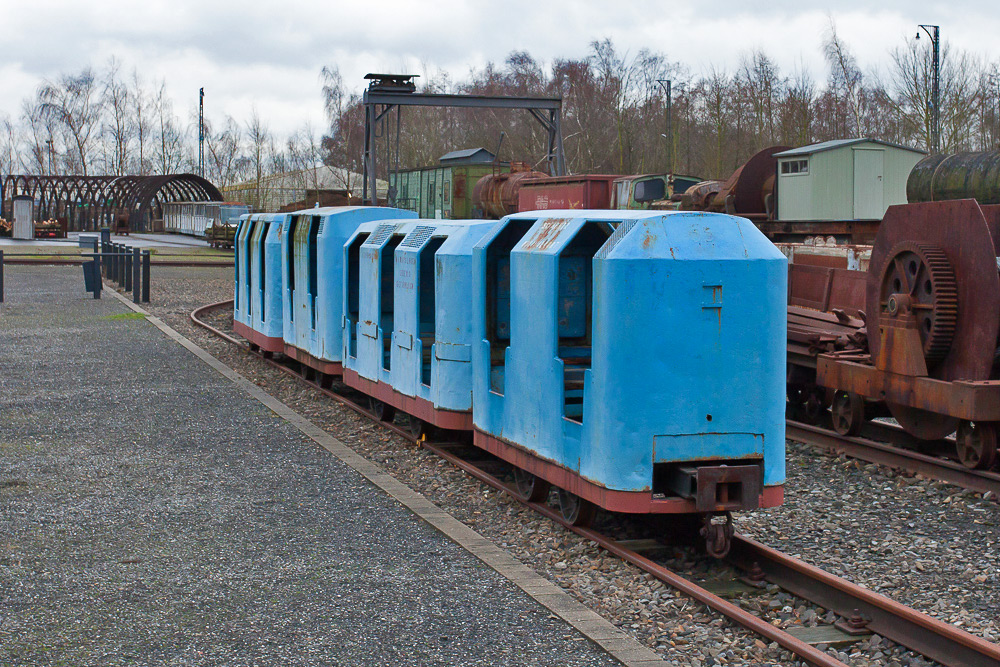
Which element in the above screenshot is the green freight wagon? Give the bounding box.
[390,148,510,219]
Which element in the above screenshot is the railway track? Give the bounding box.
[191,299,1000,667]
[787,420,1000,497]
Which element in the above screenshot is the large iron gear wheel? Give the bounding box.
[876,241,958,367]
[865,201,1000,440]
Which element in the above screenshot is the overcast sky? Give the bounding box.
[2,1,997,139]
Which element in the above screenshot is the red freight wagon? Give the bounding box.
[516,175,621,212]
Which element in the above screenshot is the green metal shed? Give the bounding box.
[775,139,926,221]
[389,148,510,219]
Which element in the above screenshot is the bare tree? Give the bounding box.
[39,68,101,175]
[320,65,364,192]
[0,114,18,177]
[738,50,782,147]
[246,108,272,209]
[101,57,131,176]
[131,70,152,174]
[205,115,243,187]
[153,81,185,173]
[823,18,865,138]
[885,37,982,152]
[20,99,59,174]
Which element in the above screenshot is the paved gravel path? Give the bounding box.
[137,265,1000,667]
[0,265,622,667]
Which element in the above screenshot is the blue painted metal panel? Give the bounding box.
[248,213,286,341]
[346,220,416,381]
[472,209,787,494]
[281,206,415,363]
[343,219,494,413]
[233,214,253,329]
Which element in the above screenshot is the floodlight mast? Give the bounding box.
[917,24,940,154]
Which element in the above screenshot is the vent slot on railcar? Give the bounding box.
[558,222,612,423]
[381,234,405,371]
[418,237,446,387]
[286,216,299,321]
[244,219,256,318]
[307,216,320,329]
[484,220,535,395]
[291,216,313,325]
[234,220,242,312]
[346,233,370,358]
[257,221,268,320]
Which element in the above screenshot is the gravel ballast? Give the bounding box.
[0,265,624,667]
[111,265,998,666]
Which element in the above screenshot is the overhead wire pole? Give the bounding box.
[199,88,205,177]
[917,24,940,154]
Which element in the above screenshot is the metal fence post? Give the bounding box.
[132,248,141,304]
[0,249,4,303]
[124,246,132,292]
[111,243,118,284]
[142,250,150,303]
[94,252,102,299]
[100,241,107,278]
[116,244,123,286]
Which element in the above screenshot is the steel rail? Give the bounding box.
[729,536,1000,667]
[191,299,1000,667]
[787,420,1000,496]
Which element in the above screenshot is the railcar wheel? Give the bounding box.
[787,386,826,424]
[406,414,428,440]
[557,489,596,527]
[701,512,734,559]
[369,398,396,423]
[831,391,865,436]
[955,421,999,470]
[512,468,551,503]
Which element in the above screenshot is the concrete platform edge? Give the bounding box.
[103,286,670,667]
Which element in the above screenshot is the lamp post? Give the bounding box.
[657,79,672,176]
[917,24,940,153]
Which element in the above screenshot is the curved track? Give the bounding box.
[192,299,1000,667]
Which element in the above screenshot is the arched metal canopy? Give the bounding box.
[1,173,222,232]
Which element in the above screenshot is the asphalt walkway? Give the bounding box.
[0,266,627,666]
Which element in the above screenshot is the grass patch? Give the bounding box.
[102,312,146,321]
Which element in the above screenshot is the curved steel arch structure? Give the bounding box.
[0,173,222,232]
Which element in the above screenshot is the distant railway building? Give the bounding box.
[774,139,925,221]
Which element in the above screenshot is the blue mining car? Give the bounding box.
[341,219,495,434]
[234,206,787,557]
[233,213,287,353]
[280,206,415,376]
[470,210,786,552]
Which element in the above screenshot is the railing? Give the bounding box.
[81,239,150,303]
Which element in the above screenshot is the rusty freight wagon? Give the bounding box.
[515,175,620,214]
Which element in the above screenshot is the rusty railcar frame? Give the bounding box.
[0,173,222,232]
